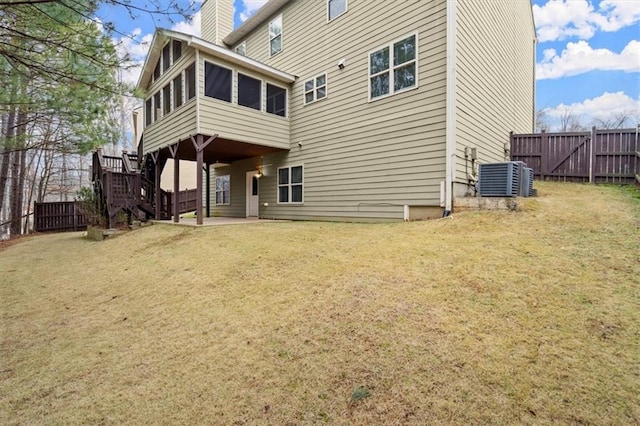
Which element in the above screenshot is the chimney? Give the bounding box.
[200,0,234,45]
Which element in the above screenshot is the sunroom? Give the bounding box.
[137,29,295,224]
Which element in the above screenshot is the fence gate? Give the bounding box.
[511,128,639,184]
[34,201,88,233]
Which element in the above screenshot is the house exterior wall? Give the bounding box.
[210,0,449,221]
[454,0,536,195]
[143,46,198,153]
[197,52,290,149]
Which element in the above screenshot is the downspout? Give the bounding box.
[444,0,457,215]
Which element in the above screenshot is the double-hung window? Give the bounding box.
[269,15,282,56]
[215,175,230,205]
[304,73,327,104]
[369,33,417,100]
[328,0,347,21]
[185,63,196,100]
[278,166,303,204]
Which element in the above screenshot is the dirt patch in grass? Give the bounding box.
[1,182,639,424]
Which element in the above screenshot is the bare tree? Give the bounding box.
[592,111,637,129]
[558,107,586,132]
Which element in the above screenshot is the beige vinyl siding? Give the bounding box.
[143,47,198,154]
[198,54,290,149]
[144,101,197,153]
[454,0,535,186]
[208,157,261,217]
[224,0,448,221]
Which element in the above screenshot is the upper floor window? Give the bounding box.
[153,61,160,81]
[269,15,282,56]
[238,73,261,110]
[173,74,183,109]
[173,40,182,62]
[153,92,161,121]
[162,84,171,115]
[328,0,347,21]
[145,98,152,126]
[204,62,232,102]
[185,63,196,100]
[278,165,303,204]
[304,73,327,104]
[235,41,247,56]
[267,84,286,117]
[369,33,417,100]
[162,43,171,72]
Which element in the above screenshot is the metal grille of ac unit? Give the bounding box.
[478,162,520,197]
[522,167,534,197]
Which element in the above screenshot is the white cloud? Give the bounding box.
[533,0,640,42]
[171,10,201,37]
[545,91,640,125]
[537,40,640,79]
[239,0,268,22]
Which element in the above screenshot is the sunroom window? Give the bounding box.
[204,62,232,102]
[173,74,183,108]
[162,84,171,115]
[162,43,170,72]
[185,63,196,100]
[266,84,286,117]
[369,34,417,100]
[238,73,261,110]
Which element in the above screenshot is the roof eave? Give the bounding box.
[222,0,291,46]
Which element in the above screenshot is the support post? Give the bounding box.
[169,143,180,223]
[190,134,217,225]
[153,152,161,220]
[206,163,211,218]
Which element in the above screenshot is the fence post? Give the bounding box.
[589,126,596,184]
[540,130,547,180]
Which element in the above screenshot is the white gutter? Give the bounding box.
[444,0,457,214]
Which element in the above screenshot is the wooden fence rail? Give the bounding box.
[34,201,87,233]
[511,127,639,184]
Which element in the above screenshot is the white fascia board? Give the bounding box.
[222,0,291,46]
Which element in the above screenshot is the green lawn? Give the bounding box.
[1,182,639,424]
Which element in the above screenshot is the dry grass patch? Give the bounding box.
[1,182,639,424]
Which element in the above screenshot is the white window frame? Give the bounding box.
[303,72,327,105]
[235,41,247,56]
[269,15,283,57]
[215,175,231,205]
[368,32,419,102]
[277,165,303,204]
[327,0,347,22]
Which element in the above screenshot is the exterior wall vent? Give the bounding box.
[478,162,520,197]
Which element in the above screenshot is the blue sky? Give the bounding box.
[107,0,639,131]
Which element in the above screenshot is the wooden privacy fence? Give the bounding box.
[511,127,639,184]
[171,188,199,214]
[34,201,88,233]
